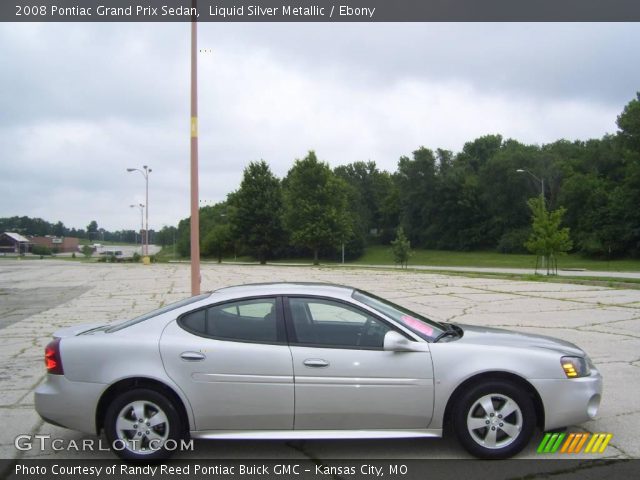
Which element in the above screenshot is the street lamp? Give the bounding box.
[189,6,201,295]
[516,169,544,202]
[127,166,152,257]
[129,203,144,253]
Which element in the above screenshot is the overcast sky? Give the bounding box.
[1,22,639,231]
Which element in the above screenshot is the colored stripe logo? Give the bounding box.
[537,432,612,454]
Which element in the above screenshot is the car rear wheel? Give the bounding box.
[453,380,536,459]
[104,388,182,460]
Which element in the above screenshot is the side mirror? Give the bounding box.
[384,331,414,352]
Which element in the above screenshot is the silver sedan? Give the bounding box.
[35,283,602,460]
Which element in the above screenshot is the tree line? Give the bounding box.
[0,217,154,245]
[172,93,640,263]
[5,93,639,262]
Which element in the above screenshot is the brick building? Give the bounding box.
[30,236,80,253]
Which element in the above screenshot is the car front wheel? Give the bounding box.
[453,380,536,459]
[104,388,182,460]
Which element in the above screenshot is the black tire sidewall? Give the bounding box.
[453,380,536,459]
[104,388,182,461]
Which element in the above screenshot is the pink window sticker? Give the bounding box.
[401,315,433,336]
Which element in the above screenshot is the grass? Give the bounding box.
[43,243,640,275]
[155,246,182,262]
[78,239,138,246]
[353,245,640,272]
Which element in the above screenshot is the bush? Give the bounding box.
[31,244,52,256]
[497,228,531,254]
[71,252,76,259]
[132,252,141,263]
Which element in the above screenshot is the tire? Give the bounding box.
[104,388,182,460]
[452,380,536,459]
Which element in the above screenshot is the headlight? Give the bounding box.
[561,356,591,378]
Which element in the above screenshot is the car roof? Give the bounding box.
[213,282,356,299]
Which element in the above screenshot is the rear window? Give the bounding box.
[106,294,210,332]
[178,298,280,343]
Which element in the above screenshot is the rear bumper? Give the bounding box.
[530,370,603,431]
[34,374,106,435]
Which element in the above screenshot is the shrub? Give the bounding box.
[497,228,531,254]
[32,245,52,256]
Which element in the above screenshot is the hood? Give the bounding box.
[455,324,584,356]
[53,323,106,338]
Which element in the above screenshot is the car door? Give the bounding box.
[285,296,434,430]
[159,296,294,431]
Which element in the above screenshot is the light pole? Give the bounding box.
[130,203,144,254]
[516,169,544,202]
[189,3,201,295]
[127,166,152,257]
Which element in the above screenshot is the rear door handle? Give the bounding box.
[180,351,206,361]
[303,359,329,368]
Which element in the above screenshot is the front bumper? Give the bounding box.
[530,369,603,431]
[34,374,106,435]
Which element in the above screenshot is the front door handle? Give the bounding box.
[303,359,329,368]
[180,351,206,361]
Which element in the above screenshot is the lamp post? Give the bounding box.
[129,203,144,254]
[127,166,152,257]
[189,2,201,295]
[516,169,544,202]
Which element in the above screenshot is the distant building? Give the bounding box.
[30,236,80,253]
[0,232,30,254]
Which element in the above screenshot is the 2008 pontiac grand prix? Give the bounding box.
[35,283,602,459]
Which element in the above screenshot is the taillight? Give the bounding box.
[44,338,64,375]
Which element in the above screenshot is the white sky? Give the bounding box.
[1,22,639,231]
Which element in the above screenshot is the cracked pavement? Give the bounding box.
[0,260,638,461]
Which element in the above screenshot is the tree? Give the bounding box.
[391,227,411,268]
[176,201,231,259]
[86,220,98,241]
[155,226,177,248]
[395,147,438,246]
[202,223,232,263]
[617,92,640,151]
[283,151,351,265]
[230,161,285,264]
[81,245,93,258]
[53,221,66,237]
[525,196,573,275]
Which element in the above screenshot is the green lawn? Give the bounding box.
[353,245,640,272]
[152,244,640,273]
[78,239,138,246]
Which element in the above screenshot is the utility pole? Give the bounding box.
[190,1,201,295]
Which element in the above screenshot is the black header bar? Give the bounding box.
[3,0,640,22]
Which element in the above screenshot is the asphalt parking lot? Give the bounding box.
[0,259,639,462]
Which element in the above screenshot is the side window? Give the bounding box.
[179,298,279,343]
[289,298,390,348]
[181,309,205,333]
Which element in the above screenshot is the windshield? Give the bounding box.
[106,293,210,332]
[352,290,446,341]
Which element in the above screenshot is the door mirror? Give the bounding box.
[384,331,428,352]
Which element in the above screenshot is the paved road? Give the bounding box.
[0,260,638,463]
[321,262,640,280]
